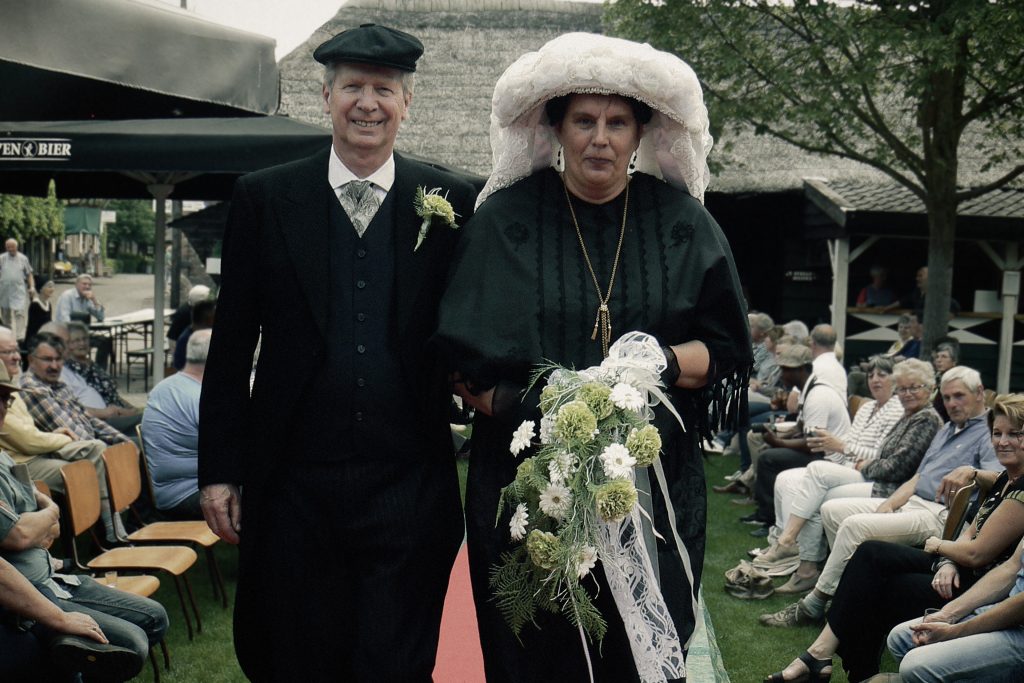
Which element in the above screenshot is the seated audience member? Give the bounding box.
[166,284,210,344]
[25,280,55,343]
[53,275,111,369]
[885,313,915,357]
[172,299,215,371]
[886,266,961,318]
[17,334,129,450]
[53,275,104,324]
[764,393,1024,682]
[753,357,925,590]
[744,344,851,535]
[0,552,130,681]
[0,328,119,541]
[142,330,211,520]
[931,338,959,422]
[897,311,924,359]
[39,322,141,435]
[855,265,895,307]
[0,450,168,680]
[888,540,1024,682]
[759,365,998,629]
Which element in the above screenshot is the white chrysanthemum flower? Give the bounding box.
[538,415,555,444]
[600,443,636,479]
[610,383,646,412]
[539,483,573,521]
[577,545,598,579]
[509,503,529,541]
[510,420,536,455]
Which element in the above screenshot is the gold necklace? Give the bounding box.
[561,176,630,358]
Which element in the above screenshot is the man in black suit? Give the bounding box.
[198,25,475,682]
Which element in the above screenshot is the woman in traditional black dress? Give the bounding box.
[435,33,751,682]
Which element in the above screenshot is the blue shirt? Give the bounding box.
[914,411,998,500]
[142,373,200,510]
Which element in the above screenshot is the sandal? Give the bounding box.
[764,650,832,682]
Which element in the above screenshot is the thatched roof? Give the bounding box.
[278,0,1017,196]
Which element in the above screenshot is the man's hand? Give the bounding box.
[40,610,109,644]
[910,618,959,647]
[201,483,242,544]
[763,429,781,448]
[875,500,895,514]
[54,427,78,440]
[936,466,975,504]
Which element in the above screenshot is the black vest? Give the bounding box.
[295,188,423,460]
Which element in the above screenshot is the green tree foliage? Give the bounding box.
[0,181,64,240]
[606,0,1024,351]
[106,199,155,254]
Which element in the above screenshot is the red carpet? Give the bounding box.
[434,544,486,682]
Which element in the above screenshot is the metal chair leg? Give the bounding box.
[149,645,160,683]
[172,574,195,641]
[160,638,171,670]
[182,572,203,634]
[205,546,229,608]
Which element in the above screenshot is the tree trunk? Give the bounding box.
[922,191,957,357]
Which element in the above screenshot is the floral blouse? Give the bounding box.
[64,358,130,408]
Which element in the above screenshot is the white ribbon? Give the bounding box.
[589,332,694,682]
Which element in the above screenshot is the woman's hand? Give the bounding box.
[931,562,960,600]
[923,536,943,554]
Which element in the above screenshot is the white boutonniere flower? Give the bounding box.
[413,186,459,251]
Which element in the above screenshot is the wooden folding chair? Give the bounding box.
[109,437,228,609]
[847,395,867,422]
[59,459,201,641]
[47,470,170,680]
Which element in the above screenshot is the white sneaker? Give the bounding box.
[724,469,743,481]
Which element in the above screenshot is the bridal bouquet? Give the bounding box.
[490,333,686,662]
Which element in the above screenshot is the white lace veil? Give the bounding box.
[477,32,714,209]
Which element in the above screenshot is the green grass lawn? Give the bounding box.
[125,452,898,682]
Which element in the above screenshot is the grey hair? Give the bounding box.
[749,313,774,334]
[783,320,809,341]
[864,355,895,376]
[75,273,93,284]
[934,342,959,363]
[892,358,935,389]
[941,365,983,393]
[323,63,415,97]
[66,321,90,338]
[186,329,212,364]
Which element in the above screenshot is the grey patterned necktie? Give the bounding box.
[339,180,381,237]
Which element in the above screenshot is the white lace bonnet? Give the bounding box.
[477,32,714,209]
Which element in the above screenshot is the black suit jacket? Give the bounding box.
[198,148,477,497]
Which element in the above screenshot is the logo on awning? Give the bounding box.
[0,138,72,161]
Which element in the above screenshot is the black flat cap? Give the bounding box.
[313,23,423,72]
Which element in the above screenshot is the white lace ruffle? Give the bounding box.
[478,33,713,209]
[597,489,686,683]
